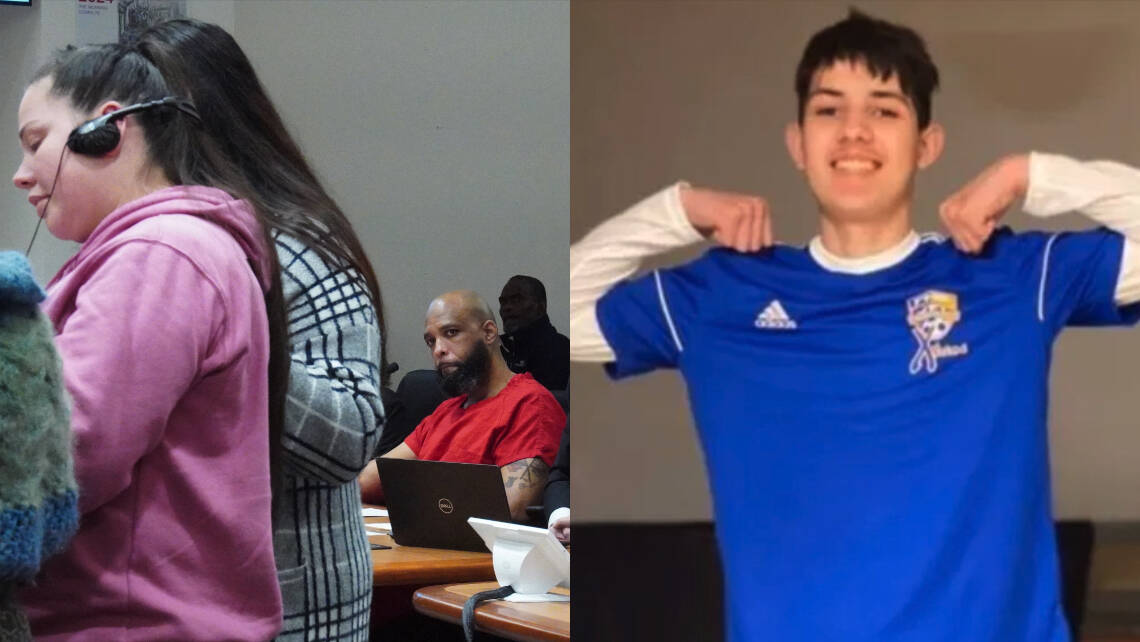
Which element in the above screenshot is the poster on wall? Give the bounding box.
[76,0,187,46]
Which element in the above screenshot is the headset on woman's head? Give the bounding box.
[25,97,201,256]
[66,96,201,156]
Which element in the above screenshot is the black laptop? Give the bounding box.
[377,458,513,552]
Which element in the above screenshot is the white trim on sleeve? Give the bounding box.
[1023,152,1140,306]
[569,183,703,362]
[1038,234,1058,322]
[654,270,684,353]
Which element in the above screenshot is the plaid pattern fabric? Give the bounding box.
[272,234,384,642]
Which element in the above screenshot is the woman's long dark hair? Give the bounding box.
[134,19,389,384]
[33,45,289,519]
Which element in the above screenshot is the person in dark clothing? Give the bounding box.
[544,424,570,543]
[498,275,569,390]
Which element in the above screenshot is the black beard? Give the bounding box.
[437,342,491,397]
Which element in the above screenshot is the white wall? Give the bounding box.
[2,0,78,284]
[1,0,569,382]
[232,0,569,377]
[572,0,1140,522]
[188,0,233,31]
[0,6,41,260]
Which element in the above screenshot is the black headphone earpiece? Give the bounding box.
[66,120,121,156]
[66,96,201,157]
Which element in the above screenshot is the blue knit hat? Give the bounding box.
[0,252,46,308]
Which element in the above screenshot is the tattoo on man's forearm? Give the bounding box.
[503,458,549,492]
[520,458,546,487]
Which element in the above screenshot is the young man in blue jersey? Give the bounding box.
[570,9,1140,642]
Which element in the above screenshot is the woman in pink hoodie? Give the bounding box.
[12,44,284,640]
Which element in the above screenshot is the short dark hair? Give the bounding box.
[794,8,939,130]
[509,275,546,305]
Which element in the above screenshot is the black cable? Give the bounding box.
[25,144,69,257]
[461,584,515,642]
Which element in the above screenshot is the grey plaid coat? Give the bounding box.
[272,234,384,641]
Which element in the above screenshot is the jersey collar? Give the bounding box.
[808,230,921,274]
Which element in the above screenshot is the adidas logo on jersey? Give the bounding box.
[754,300,797,330]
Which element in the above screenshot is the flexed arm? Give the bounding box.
[939,153,1140,304]
[570,184,773,361]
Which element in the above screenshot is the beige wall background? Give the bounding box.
[1,0,569,380]
[571,1,1140,522]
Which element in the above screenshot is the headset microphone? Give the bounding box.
[24,146,67,256]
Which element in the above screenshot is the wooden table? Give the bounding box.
[364,506,495,587]
[413,581,570,642]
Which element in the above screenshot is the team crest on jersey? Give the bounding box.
[906,290,969,375]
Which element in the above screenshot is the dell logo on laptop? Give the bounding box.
[438,498,454,514]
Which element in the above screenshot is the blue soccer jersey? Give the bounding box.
[595,227,1138,642]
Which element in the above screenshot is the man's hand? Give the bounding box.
[358,442,418,505]
[940,154,1030,254]
[549,516,570,543]
[358,460,384,505]
[679,186,773,253]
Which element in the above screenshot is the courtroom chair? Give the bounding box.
[551,387,569,415]
[1056,519,1095,641]
[373,369,447,458]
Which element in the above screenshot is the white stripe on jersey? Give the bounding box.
[654,269,684,353]
[1038,234,1059,322]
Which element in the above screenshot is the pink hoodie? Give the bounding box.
[21,186,282,641]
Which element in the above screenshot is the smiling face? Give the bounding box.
[786,60,943,226]
[12,77,119,243]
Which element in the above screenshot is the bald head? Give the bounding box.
[424,288,505,379]
[427,290,496,328]
[423,290,507,395]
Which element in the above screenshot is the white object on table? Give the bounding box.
[467,517,571,597]
[503,592,570,603]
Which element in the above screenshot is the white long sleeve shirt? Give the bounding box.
[569,152,1140,362]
